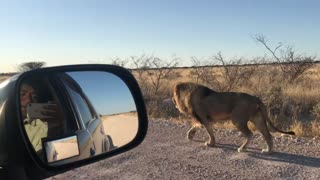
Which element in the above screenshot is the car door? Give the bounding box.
[57,73,102,158]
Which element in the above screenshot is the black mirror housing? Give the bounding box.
[0,64,148,179]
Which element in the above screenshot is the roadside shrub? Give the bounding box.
[311,103,320,121]
[263,86,284,117]
[145,95,180,119]
[311,121,320,137]
[290,120,305,137]
[262,86,298,129]
[291,120,320,137]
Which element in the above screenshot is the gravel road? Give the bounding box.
[48,119,320,180]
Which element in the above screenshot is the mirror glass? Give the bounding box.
[19,71,138,166]
[44,135,79,163]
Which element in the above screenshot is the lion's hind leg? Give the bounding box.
[251,112,273,154]
[235,124,253,153]
[232,112,252,153]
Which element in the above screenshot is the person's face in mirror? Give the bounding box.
[20,83,39,119]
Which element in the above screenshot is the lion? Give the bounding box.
[172,82,295,154]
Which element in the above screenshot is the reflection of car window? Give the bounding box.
[64,85,94,128]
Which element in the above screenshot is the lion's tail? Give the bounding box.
[258,101,295,136]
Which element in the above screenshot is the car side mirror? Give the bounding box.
[43,135,80,163]
[1,65,148,179]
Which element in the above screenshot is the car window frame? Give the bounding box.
[55,73,99,130]
[49,75,81,132]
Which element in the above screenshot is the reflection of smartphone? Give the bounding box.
[26,103,54,119]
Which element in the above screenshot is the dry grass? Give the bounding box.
[290,120,320,137]
[290,121,305,137]
[134,63,320,137]
[311,121,320,137]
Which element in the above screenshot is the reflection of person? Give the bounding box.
[20,80,64,155]
[20,82,48,154]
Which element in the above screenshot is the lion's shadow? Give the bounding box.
[246,151,320,168]
[192,140,320,168]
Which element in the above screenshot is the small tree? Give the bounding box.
[145,56,179,96]
[211,52,255,92]
[254,34,316,82]
[248,56,280,96]
[189,53,255,92]
[129,55,179,96]
[129,55,179,117]
[130,54,153,80]
[111,57,129,68]
[189,56,215,84]
[18,61,46,72]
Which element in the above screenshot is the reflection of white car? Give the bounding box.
[45,143,58,163]
[57,73,117,157]
[45,73,117,164]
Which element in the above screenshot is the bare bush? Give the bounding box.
[130,55,152,77]
[129,55,154,97]
[111,57,129,68]
[254,34,316,82]
[261,86,287,128]
[249,57,282,94]
[189,53,256,92]
[144,56,179,96]
[211,52,255,92]
[130,55,179,118]
[311,103,320,122]
[264,86,284,115]
[189,56,215,84]
[248,67,280,97]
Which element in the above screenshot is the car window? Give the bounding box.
[64,83,95,128]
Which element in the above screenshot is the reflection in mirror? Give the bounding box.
[67,71,138,148]
[44,135,79,163]
[20,71,138,166]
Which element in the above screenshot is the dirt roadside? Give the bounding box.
[48,118,320,179]
[102,113,138,147]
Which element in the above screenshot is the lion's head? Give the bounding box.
[172,82,199,114]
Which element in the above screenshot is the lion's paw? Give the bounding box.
[187,135,194,141]
[261,149,272,154]
[237,147,243,153]
[205,141,214,147]
[187,131,196,141]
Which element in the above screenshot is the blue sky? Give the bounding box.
[1,0,319,72]
[67,71,136,115]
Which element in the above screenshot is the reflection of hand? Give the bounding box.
[41,104,64,127]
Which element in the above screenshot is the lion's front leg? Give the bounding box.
[202,122,215,147]
[187,124,203,140]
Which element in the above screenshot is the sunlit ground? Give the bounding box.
[101,112,138,147]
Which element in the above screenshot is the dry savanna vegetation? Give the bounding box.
[1,58,320,137]
[119,52,320,138]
